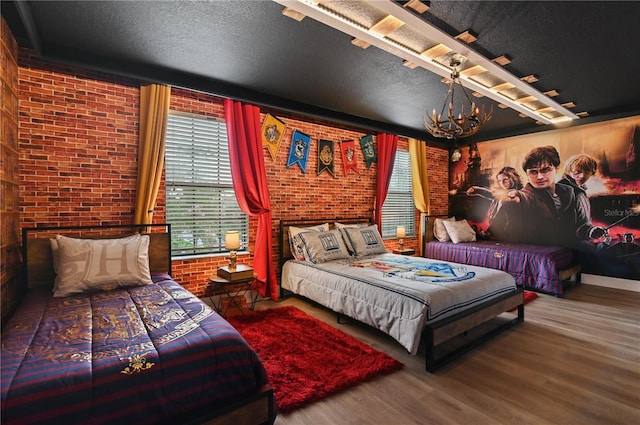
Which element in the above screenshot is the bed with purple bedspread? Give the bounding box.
[425,240,578,295]
[1,273,271,425]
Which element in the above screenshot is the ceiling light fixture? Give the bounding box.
[273,0,580,127]
[424,56,492,139]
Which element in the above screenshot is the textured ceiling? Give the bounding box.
[3,0,640,147]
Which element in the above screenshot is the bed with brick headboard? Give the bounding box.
[278,218,524,373]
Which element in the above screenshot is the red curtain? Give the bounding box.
[374,132,398,233]
[224,99,278,300]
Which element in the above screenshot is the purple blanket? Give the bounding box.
[425,241,574,295]
[1,274,271,425]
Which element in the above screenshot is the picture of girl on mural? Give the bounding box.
[464,144,483,188]
[467,166,524,241]
[501,145,596,247]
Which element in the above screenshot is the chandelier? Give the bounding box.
[424,57,492,139]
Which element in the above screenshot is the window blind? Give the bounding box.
[165,112,248,256]
[381,150,415,238]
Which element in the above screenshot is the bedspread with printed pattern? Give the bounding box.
[1,274,269,425]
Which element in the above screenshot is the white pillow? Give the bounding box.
[53,234,153,297]
[298,228,350,263]
[442,219,477,244]
[288,223,329,261]
[433,217,455,242]
[50,238,60,273]
[334,222,368,254]
[342,225,387,257]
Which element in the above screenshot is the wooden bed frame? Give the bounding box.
[278,218,524,373]
[21,224,276,425]
[424,215,582,294]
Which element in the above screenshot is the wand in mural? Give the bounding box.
[604,213,633,231]
[600,205,640,245]
[617,250,640,258]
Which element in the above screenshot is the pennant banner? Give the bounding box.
[261,113,286,161]
[360,134,376,169]
[287,130,311,173]
[317,139,335,176]
[341,140,359,176]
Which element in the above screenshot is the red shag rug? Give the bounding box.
[524,290,539,304]
[226,306,403,413]
[508,290,539,312]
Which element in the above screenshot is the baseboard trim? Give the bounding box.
[581,273,640,293]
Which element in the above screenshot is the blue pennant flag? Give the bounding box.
[287,130,311,173]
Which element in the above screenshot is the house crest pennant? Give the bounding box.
[360,134,376,169]
[261,113,286,161]
[287,130,311,173]
[341,140,359,176]
[317,139,335,177]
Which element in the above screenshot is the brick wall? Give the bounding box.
[425,146,450,216]
[17,50,449,298]
[1,17,21,323]
[18,51,147,228]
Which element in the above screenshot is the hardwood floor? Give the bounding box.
[253,283,640,425]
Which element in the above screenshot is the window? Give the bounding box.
[165,112,248,256]
[381,150,415,239]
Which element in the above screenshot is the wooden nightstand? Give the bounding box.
[393,248,415,256]
[208,266,257,316]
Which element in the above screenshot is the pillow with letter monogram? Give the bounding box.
[288,223,329,261]
[298,228,350,263]
[334,222,369,254]
[52,234,152,297]
[342,225,387,257]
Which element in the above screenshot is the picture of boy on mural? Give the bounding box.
[558,153,606,243]
[501,145,603,247]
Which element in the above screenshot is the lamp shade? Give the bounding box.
[396,226,406,239]
[225,231,241,250]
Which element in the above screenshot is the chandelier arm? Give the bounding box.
[440,83,455,119]
[459,81,476,112]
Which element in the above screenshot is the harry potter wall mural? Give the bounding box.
[449,116,640,280]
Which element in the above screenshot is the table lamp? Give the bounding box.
[225,231,241,270]
[396,226,406,250]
